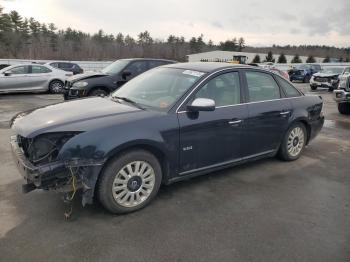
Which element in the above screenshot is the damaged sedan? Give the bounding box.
[10,63,324,214]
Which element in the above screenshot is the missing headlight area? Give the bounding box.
[12,132,105,214]
[18,132,80,165]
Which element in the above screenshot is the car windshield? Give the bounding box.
[111,67,205,111]
[320,67,344,74]
[101,60,129,75]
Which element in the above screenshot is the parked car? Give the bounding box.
[289,64,321,83]
[46,62,83,75]
[63,58,176,99]
[310,67,345,91]
[334,67,350,114]
[10,63,324,214]
[269,67,290,80]
[0,64,10,70]
[0,64,73,94]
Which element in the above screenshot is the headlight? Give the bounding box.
[73,81,88,88]
[20,132,81,165]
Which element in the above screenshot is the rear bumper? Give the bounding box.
[334,89,350,103]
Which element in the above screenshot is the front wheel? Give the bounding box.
[310,85,317,91]
[97,150,162,214]
[89,88,108,97]
[338,103,350,115]
[278,123,307,161]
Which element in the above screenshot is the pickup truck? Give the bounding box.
[334,67,350,114]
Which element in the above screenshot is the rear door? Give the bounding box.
[178,70,248,174]
[241,70,292,157]
[26,65,52,90]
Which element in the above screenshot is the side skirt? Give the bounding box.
[166,150,276,185]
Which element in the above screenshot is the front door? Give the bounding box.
[177,71,248,174]
[0,65,30,92]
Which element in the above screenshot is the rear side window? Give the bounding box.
[245,71,281,102]
[31,65,52,73]
[275,76,301,98]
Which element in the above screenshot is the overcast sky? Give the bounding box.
[2,0,350,47]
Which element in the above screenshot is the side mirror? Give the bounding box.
[187,98,215,112]
[122,70,131,79]
[4,72,11,76]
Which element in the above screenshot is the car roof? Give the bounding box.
[163,62,260,73]
[118,58,176,63]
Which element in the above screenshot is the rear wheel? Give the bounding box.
[49,80,64,93]
[89,88,108,97]
[338,103,350,115]
[278,122,307,161]
[97,150,162,214]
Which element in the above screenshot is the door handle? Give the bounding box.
[280,111,290,116]
[228,119,242,125]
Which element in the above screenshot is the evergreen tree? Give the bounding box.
[323,56,330,63]
[277,53,287,63]
[252,54,261,63]
[306,55,316,63]
[291,54,302,63]
[238,37,245,51]
[9,11,23,32]
[265,51,275,62]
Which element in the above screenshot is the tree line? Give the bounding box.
[0,6,349,62]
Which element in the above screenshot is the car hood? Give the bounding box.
[11,97,147,138]
[313,72,339,77]
[67,71,109,83]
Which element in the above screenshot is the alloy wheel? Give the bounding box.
[112,161,155,208]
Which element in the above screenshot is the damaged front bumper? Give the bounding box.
[10,135,105,206]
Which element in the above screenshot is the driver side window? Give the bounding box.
[6,66,29,75]
[195,71,241,107]
[125,61,148,77]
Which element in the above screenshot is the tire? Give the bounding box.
[338,103,350,115]
[303,75,311,83]
[328,87,334,92]
[278,122,307,161]
[89,88,108,97]
[310,85,317,91]
[49,80,64,93]
[97,150,162,214]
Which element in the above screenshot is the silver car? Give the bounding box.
[0,64,73,94]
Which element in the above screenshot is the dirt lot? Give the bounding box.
[0,84,349,262]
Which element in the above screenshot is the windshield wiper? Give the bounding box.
[112,96,145,110]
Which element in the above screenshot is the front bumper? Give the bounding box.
[10,135,104,205]
[310,79,337,88]
[334,89,350,103]
[10,136,67,191]
[63,88,87,100]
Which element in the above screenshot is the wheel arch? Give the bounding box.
[289,118,311,144]
[101,141,170,184]
[88,86,111,96]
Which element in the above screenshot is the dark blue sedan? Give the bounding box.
[10,63,324,214]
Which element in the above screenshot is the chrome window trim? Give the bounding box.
[176,68,304,114]
[177,96,304,114]
[175,68,238,113]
